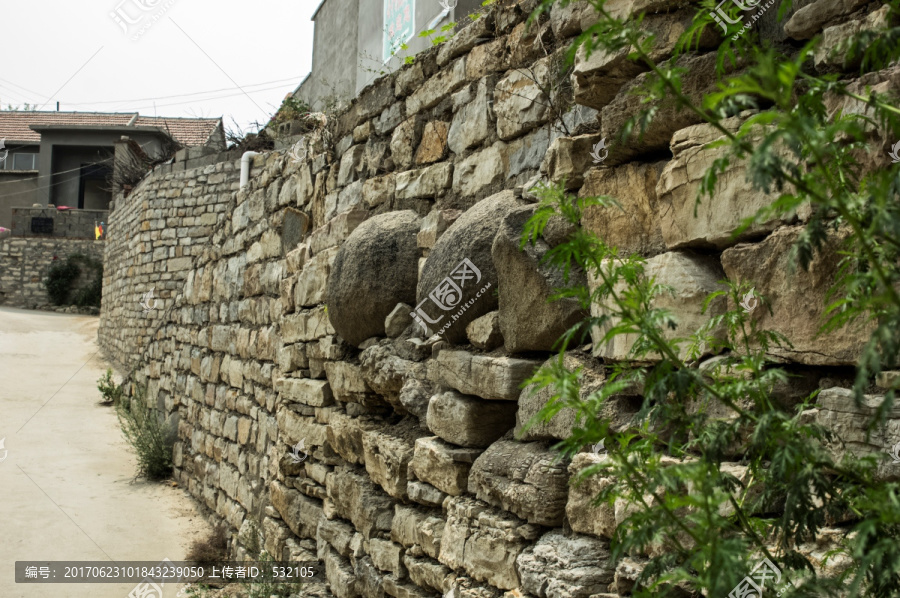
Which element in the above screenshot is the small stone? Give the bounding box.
[385,303,414,338]
[465,311,503,350]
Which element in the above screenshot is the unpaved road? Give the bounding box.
[0,307,208,597]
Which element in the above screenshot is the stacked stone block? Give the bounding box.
[97,0,897,596]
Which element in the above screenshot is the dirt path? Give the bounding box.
[0,307,208,598]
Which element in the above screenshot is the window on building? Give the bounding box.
[12,153,38,170]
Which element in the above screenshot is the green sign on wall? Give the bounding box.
[383,0,415,62]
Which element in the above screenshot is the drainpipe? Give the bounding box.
[240,151,261,189]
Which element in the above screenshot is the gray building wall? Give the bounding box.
[296,0,483,109]
[296,0,361,111]
[0,173,39,229]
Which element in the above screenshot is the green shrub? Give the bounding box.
[44,253,103,307]
[97,369,123,405]
[116,383,175,479]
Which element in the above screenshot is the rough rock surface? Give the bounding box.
[327,211,421,345]
[468,440,570,526]
[721,226,870,365]
[493,206,589,352]
[516,530,616,598]
[430,350,541,401]
[590,251,727,361]
[580,161,667,257]
[426,390,517,448]
[416,191,520,343]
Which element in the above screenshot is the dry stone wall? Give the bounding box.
[97,1,898,596]
[0,236,104,308]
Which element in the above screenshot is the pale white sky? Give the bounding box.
[1,0,319,134]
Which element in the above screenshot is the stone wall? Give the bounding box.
[10,207,109,238]
[97,1,896,596]
[0,236,104,307]
[98,151,242,373]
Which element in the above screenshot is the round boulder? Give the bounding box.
[326,211,421,346]
[416,190,521,344]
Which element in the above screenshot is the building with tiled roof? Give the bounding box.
[0,111,225,228]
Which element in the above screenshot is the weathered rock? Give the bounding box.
[327,466,396,540]
[399,377,435,422]
[407,481,448,509]
[327,411,383,465]
[369,537,406,578]
[278,377,335,407]
[317,517,358,558]
[392,505,445,560]
[437,10,494,66]
[452,143,509,199]
[493,206,589,352]
[721,226,870,365]
[360,341,417,406]
[466,38,509,79]
[590,251,727,361]
[580,161,667,256]
[282,306,335,343]
[565,453,618,539]
[426,390,517,449]
[391,116,425,171]
[516,352,640,441]
[430,350,541,401]
[308,209,368,254]
[810,387,900,478]
[404,555,456,594]
[416,191,520,342]
[418,209,462,250]
[494,57,552,140]
[516,530,615,598]
[602,52,722,165]
[410,436,483,496]
[324,545,360,598]
[815,5,890,70]
[468,440,569,526]
[542,134,603,189]
[439,496,542,590]
[338,145,367,187]
[407,57,468,115]
[395,163,453,200]
[449,78,497,155]
[277,407,329,448]
[465,311,503,350]
[415,121,450,165]
[657,117,803,249]
[327,211,421,346]
[356,556,386,598]
[325,362,377,404]
[270,480,325,539]
[362,418,426,499]
[784,0,869,39]
[295,246,338,307]
[385,303,414,338]
[363,174,397,209]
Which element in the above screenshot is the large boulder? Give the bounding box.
[326,211,421,346]
[416,191,521,343]
[492,206,589,353]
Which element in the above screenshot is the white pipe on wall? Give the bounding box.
[240,151,261,189]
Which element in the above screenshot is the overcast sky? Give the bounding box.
[1,0,318,134]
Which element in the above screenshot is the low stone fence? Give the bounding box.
[10,207,109,239]
[0,236,105,308]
